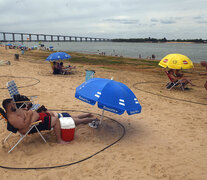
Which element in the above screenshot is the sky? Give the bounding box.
[0,0,207,39]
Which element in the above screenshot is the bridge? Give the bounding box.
[0,32,111,43]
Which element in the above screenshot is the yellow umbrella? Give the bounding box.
[159,53,194,69]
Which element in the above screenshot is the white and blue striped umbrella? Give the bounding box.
[75,78,141,115]
[46,52,71,61]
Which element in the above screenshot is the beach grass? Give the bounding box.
[24,50,160,69]
[23,50,203,76]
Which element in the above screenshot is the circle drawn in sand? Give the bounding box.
[0,76,40,90]
[133,81,207,106]
[0,110,125,170]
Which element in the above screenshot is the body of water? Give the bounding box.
[12,41,207,63]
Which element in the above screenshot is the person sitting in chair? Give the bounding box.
[174,69,195,86]
[59,62,72,75]
[2,98,99,144]
[168,69,195,88]
[52,61,61,75]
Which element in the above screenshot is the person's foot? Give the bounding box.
[88,118,100,129]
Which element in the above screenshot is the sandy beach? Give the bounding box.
[0,46,207,180]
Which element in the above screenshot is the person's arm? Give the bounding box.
[23,110,34,127]
[169,74,179,82]
[30,111,40,123]
[11,110,33,130]
[200,72,207,75]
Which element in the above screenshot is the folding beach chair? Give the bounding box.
[0,108,47,153]
[7,80,40,110]
[85,70,95,81]
[165,71,185,91]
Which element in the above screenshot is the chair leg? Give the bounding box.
[169,84,176,90]
[34,126,47,143]
[8,134,25,153]
[4,132,13,144]
[7,125,39,153]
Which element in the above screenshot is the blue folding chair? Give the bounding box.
[7,80,40,110]
[85,70,95,81]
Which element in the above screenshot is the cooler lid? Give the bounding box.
[60,117,75,129]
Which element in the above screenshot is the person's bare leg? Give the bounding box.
[72,116,99,126]
[77,113,94,119]
[188,79,195,86]
[50,116,68,144]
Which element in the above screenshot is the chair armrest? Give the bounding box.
[29,95,38,99]
[31,120,42,125]
[14,100,32,104]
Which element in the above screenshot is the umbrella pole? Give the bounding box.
[100,109,105,124]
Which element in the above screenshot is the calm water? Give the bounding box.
[12,41,207,62]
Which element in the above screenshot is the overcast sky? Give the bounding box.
[0,0,207,39]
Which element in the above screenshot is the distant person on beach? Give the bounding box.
[52,61,61,74]
[59,62,76,75]
[200,61,207,75]
[199,61,207,90]
[2,98,99,144]
[152,54,155,59]
[204,81,207,90]
[59,62,71,75]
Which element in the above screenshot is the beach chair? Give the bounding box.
[0,108,47,153]
[165,71,185,91]
[85,70,95,81]
[7,80,40,110]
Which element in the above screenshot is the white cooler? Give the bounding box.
[59,116,75,142]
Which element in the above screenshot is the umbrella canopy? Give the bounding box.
[75,78,142,115]
[6,43,12,46]
[159,53,194,69]
[46,52,71,61]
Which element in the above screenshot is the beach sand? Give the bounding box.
[0,47,207,180]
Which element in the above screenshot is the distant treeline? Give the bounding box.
[112,37,207,43]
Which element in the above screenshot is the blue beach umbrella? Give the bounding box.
[6,43,12,46]
[75,78,141,123]
[46,52,71,61]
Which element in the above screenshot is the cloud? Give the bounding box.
[193,16,207,24]
[103,18,139,24]
[160,19,176,24]
[193,16,203,20]
[150,18,159,23]
[196,20,207,24]
[150,17,183,24]
[0,0,207,39]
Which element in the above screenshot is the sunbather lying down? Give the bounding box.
[2,98,99,144]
